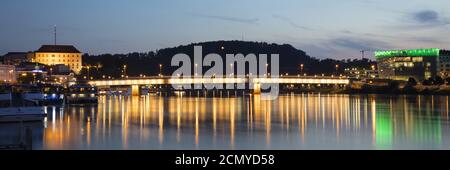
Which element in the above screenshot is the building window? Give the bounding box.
[412,57,423,62]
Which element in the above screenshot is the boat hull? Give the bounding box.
[0,107,46,123]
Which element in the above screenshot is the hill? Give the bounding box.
[82,40,374,78]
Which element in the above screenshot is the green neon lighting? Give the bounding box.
[375,48,440,59]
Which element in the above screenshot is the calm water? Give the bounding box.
[1,94,450,150]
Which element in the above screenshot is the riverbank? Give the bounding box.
[343,84,450,95]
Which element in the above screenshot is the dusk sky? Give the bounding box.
[1,0,450,59]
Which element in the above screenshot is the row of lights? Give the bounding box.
[81,63,376,80]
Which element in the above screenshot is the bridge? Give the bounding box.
[87,76,350,96]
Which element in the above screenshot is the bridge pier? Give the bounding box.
[131,85,140,96]
[253,83,261,94]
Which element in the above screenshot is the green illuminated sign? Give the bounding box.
[375,48,440,59]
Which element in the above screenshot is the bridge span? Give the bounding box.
[87,76,350,95]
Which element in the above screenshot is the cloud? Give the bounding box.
[364,32,449,44]
[329,37,393,51]
[408,10,450,28]
[272,14,311,30]
[192,13,259,24]
[340,30,353,34]
[414,10,439,22]
[409,36,449,44]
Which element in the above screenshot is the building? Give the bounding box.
[0,64,16,84]
[15,62,48,84]
[375,48,440,81]
[50,64,71,75]
[32,45,82,74]
[2,52,34,65]
[344,67,378,79]
[438,50,450,78]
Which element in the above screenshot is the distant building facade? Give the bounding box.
[50,64,71,75]
[0,64,16,84]
[344,67,378,79]
[32,45,82,74]
[375,48,441,81]
[438,50,450,78]
[3,52,34,65]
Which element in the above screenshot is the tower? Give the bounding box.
[54,25,57,45]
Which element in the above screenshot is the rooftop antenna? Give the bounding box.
[54,25,57,45]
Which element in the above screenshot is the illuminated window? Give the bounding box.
[412,57,423,62]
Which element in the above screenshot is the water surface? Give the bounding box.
[1,94,449,150]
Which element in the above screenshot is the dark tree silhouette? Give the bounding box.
[407,77,417,86]
[435,76,445,85]
[80,40,376,79]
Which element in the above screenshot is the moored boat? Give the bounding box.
[65,84,98,104]
[0,107,46,123]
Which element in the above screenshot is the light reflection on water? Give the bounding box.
[2,94,450,150]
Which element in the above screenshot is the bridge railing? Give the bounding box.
[88,76,350,86]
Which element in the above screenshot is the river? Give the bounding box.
[1,94,449,150]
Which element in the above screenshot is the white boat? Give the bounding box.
[0,107,46,123]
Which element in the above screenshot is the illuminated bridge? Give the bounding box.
[87,76,350,95]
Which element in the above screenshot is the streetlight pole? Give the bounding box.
[230,63,233,77]
[195,63,198,77]
[32,73,36,85]
[123,65,127,78]
[159,64,163,77]
[265,64,269,78]
[335,64,339,76]
[300,64,304,75]
[86,66,90,80]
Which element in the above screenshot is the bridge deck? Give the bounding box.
[88,76,350,86]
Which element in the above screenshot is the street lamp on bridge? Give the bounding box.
[230,63,234,77]
[195,63,198,77]
[335,64,339,75]
[123,65,127,77]
[300,64,304,75]
[159,64,163,77]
